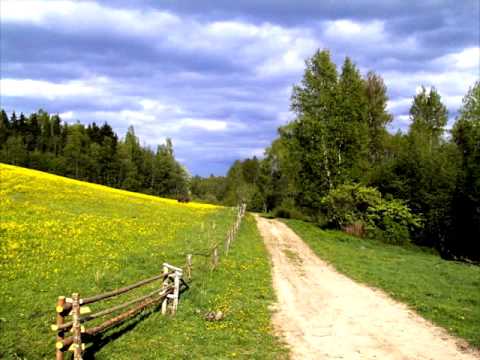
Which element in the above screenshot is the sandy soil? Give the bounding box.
[255,216,480,360]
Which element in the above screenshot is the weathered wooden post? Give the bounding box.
[225,230,231,255]
[55,296,66,360]
[71,293,83,360]
[161,264,169,315]
[212,246,219,270]
[185,254,192,280]
[171,270,182,314]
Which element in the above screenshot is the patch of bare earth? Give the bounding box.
[255,216,480,360]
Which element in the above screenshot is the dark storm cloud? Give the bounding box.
[1,0,478,175]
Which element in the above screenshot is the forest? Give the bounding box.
[0,110,189,197]
[1,49,479,261]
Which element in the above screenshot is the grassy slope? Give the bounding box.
[285,219,480,348]
[0,163,286,359]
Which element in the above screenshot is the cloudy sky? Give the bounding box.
[1,0,479,175]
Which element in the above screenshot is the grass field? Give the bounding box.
[0,163,287,359]
[285,219,480,348]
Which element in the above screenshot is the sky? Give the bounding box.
[0,0,479,176]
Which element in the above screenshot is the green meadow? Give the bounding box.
[0,164,287,359]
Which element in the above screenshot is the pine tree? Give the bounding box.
[0,110,10,146]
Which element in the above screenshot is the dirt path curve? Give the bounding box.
[255,216,479,360]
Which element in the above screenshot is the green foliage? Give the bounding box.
[409,86,448,147]
[190,175,227,204]
[366,198,422,245]
[290,50,339,205]
[364,71,392,163]
[285,219,480,348]
[449,81,480,260]
[321,184,421,244]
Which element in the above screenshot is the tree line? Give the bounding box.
[0,110,189,198]
[192,50,479,261]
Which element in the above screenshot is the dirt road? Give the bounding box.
[255,216,479,360]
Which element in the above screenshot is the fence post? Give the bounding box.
[55,296,66,360]
[225,230,231,255]
[71,293,83,360]
[212,246,219,270]
[161,265,169,315]
[172,270,182,314]
[185,254,192,280]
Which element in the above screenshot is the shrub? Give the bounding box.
[366,198,422,244]
[273,207,292,219]
[321,184,422,244]
[273,205,305,220]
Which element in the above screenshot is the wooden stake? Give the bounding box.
[172,271,181,314]
[161,265,169,315]
[224,231,231,255]
[186,254,192,280]
[212,246,219,270]
[55,296,66,360]
[71,293,82,360]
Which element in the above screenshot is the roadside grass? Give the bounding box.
[284,219,480,348]
[0,163,287,359]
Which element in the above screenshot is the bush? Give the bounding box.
[273,205,305,220]
[273,207,292,219]
[366,198,422,244]
[321,184,422,244]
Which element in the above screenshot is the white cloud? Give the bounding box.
[433,47,480,71]
[180,119,228,132]
[0,78,108,99]
[1,0,179,36]
[59,111,74,120]
[324,19,385,43]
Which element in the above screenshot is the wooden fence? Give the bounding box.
[51,203,247,359]
[185,202,247,276]
[52,264,185,360]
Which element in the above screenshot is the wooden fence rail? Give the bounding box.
[185,202,247,274]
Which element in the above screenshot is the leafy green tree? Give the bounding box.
[388,88,457,248]
[364,71,392,163]
[337,57,370,182]
[290,50,339,208]
[450,81,480,259]
[409,86,448,151]
[64,123,87,178]
[3,136,28,165]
